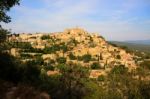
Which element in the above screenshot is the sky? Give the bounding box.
[2,0,150,41]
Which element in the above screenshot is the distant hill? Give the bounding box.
[109,41,150,53]
[125,40,150,45]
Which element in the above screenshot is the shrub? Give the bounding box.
[97,75,105,81]
[140,60,150,70]
[82,54,92,63]
[41,35,50,40]
[48,59,55,64]
[45,65,54,71]
[91,62,101,69]
[20,53,32,58]
[56,57,66,64]
[35,56,44,65]
[10,42,32,49]
[116,55,121,59]
[69,52,76,60]
[111,65,128,75]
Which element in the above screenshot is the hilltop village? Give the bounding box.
[8,28,137,78]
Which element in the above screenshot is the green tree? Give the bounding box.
[57,63,89,99]
[82,54,92,63]
[0,28,11,51]
[21,61,41,85]
[97,75,105,81]
[111,65,128,75]
[0,0,20,83]
[44,64,54,71]
[0,53,22,83]
[41,35,51,40]
[91,62,101,69]
[116,55,121,59]
[140,60,150,70]
[0,28,10,43]
[0,0,20,23]
[56,57,66,64]
[69,52,76,60]
[10,42,33,49]
[0,0,20,50]
[139,82,150,99]
[35,56,44,65]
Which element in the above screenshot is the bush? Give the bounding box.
[140,60,150,70]
[82,54,92,63]
[111,65,128,75]
[20,53,33,59]
[56,57,66,64]
[91,62,101,69]
[60,44,68,53]
[10,42,32,49]
[45,65,54,71]
[0,53,22,83]
[34,56,44,65]
[23,62,41,84]
[56,63,89,99]
[41,35,50,40]
[116,55,121,59]
[69,52,76,60]
[43,44,67,54]
[97,75,105,81]
[48,59,55,64]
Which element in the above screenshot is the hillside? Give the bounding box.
[125,40,150,45]
[1,0,150,98]
[1,28,150,99]
[8,28,137,78]
[110,41,150,53]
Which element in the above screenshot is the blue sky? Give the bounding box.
[2,0,150,41]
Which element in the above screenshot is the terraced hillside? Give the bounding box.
[8,28,137,78]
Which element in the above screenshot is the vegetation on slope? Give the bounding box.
[109,41,150,53]
[0,0,150,99]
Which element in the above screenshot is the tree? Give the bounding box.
[41,35,51,40]
[91,62,101,69]
[82,54,92,63]
[0,28,11,51]
[10,42,33,49]
[140,60,150,70]
[111,65,128,75]
[0,28,10,43]
[0,0,20,50]
[56,57,66,64]
[116,55,121,59]
[69,52,76,60]
[61,44,68,53]
[0,0,20,83]
[44,64,54,71]
[35,56,44,65]
[97,75,105,81]
[57,63,89,99]
[0,53,22,83]
[0,0,20,24]
[21,61,41,85]
[139,82,150,99]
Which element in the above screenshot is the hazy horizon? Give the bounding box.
[2,0,150,41]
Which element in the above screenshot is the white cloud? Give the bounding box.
[2,0,150,41]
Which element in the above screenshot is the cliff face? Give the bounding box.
[8,28,137,78]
